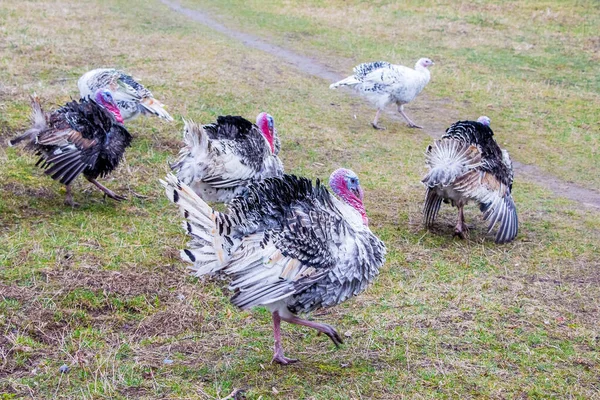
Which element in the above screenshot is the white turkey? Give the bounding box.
[78,68,173,122]
[422,116,518,244]
[162,168,386,364]
[170,113,284,203]
[330,58,434,129]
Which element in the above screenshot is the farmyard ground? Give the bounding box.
[1,0,599,399]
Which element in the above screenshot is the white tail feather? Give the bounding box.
[9,93,46,146]
[161,174,228,276]
[182,119,208,151]
[170,119,210,185]
[422,139,482,187]
[140,97,174,122]
[329,75,361,89]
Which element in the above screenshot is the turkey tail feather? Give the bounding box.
[330,75,361,89]
[423,188,443,227]
[161,174,231,276]
[140,97,173,122]
[422,139,482,188]
[169,119,208,177]
[9,94,46,146]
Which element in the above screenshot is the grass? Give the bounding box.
[1,0,599,399]
[180,0,600,191]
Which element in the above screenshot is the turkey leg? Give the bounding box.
[453,205,468,239]
[64,185,79,207]
[86,177,127,201]
[271,311,299,365]
[398,105,422,129]
[281,315,343,347]
[371,109,386,130]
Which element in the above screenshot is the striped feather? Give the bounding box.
[423,188,443,227]
[164,172,386,317]
[422,139,482,188]
[162,174,237,275]
[422,119,519,243]
[170,116,284,203]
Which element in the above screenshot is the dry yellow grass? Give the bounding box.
[1,0,599,399]
[181,0,600,192]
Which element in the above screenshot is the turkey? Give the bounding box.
[9,90,132,206]
[162,168,386,364]
[170,113,284,203]
[78,68,173,122]
[330,58,434,130]
[421,116,518,244]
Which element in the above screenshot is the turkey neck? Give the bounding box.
[260,126,275,153]
[335,190,368,226]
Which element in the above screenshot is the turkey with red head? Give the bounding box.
[162,168,386,364]
[170,113,283,203]
[9,90,132,206]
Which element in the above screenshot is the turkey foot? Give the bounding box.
[398,105,422,129]
[271,311,300,365]
[453,224,468,239]
[87,178,127,201]
[64,185,80,207]
[371,109,386,130]
[271,352,299,365]
[453,206,468,239]
[282,315,344,348]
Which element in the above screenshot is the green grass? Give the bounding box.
[181,0,600,191]
[1,0,599,399]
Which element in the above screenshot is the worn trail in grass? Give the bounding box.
[1,0,599,399]
[162,0,600,210]
[178,0,600,194]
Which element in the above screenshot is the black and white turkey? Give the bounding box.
[170,113,284,203]
[162,168,386,364]
[9,90,132,206]
[78,68,173,122]
[330,58,434,129]
[422,116,518,244]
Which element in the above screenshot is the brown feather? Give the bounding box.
[68,130,98,149]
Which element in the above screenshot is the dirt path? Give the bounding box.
[160,0,600,210]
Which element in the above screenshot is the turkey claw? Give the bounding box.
[320,324,344,347]
[453,224,469,239]
[64,199,80,208]
[109,192,127,202]
[103,190,127,202]
[271,355,300,365]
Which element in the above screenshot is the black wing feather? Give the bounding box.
[19,97,132,185]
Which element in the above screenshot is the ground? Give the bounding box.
[0,0,599,399]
